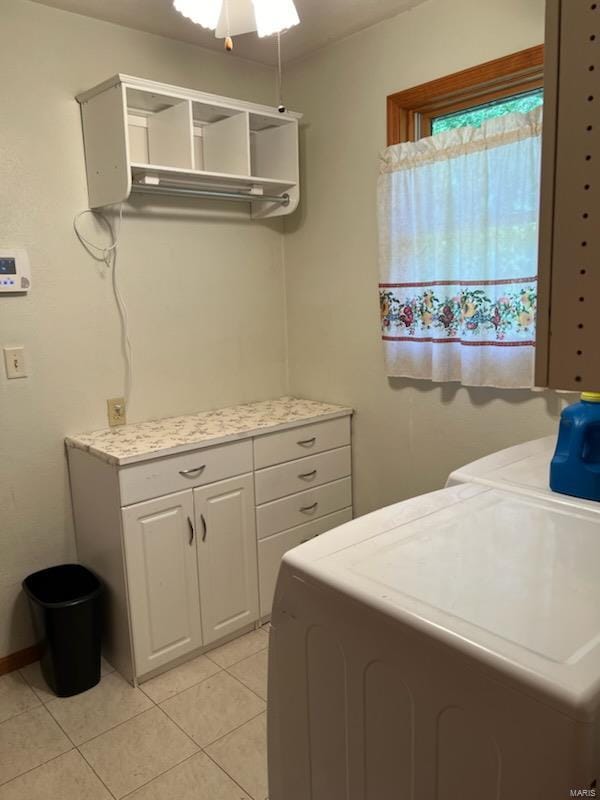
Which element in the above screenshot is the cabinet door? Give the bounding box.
[122,490,203,677]
[194,474,259,645]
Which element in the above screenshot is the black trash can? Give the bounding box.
[23,564,103,698]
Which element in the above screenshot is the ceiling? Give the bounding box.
[30,0,428,65]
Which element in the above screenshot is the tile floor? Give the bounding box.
[0,628,270,800]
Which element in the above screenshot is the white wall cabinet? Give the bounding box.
[67,402,352,684]
[122,491,202,675]
[76,75,302,218]
[194,475,259,646]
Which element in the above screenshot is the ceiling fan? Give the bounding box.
[173,0,301,51]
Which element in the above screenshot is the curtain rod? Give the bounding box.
[131,183,290,206]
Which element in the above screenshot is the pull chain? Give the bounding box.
[224,0,233,51]
[277,32,286,113]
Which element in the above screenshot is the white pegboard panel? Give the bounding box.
[536,0,600,390]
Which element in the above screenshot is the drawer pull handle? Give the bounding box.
[301,531,324,544]
[299,470,318,480]
[297,437,317,447]
[187,517,195,546]
[201,513,207,542]
[300,502,319,513]
[301,532,323,544]
[179,465,206,478]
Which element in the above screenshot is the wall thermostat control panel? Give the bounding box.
[0,249,31,293]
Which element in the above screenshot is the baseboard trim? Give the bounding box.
[0,644,41,676]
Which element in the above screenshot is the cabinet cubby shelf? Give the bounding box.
[77,74,302,218]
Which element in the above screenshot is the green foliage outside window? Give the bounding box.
[431,89,543,135]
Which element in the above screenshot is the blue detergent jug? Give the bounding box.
[550,392,600,502]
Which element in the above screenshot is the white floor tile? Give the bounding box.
[227,650,268,701]
[160,671,265,747]
[206,713,268,800]
[206,630,269,669]
[0,672,41,724]
[0,627,271,797]
[19,662,56,703]
[0,706,71,786]
[126,751,250,800]
[140,654,220,704]
[45,671,152,745]
[79,706,198,799]
[0,749,111,799]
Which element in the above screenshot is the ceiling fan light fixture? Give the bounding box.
[173,0,300,38]
[173,0,222,29]
[251,0,300,37]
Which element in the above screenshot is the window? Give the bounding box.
[386,46,544,145]
[379,48,544,389]
[431,87,544,135]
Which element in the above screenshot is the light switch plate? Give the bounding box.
[3,347,27,379]
[107,397,127,427]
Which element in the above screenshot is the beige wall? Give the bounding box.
[0,0,285,655]
[283,0,564,516]
[0,0,566,658]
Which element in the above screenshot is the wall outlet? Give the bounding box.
[3,346,27,379]
[107,397,127,427]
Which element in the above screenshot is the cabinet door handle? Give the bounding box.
[300,502,319,513]
[298,469,317,480]
[297,437,316,447]
[179,465,206,478]
[201,513,207,542]
[187,517,195,546]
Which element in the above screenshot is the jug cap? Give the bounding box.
[581,392,600,403]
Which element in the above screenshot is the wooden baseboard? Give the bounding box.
[0,644,41,676]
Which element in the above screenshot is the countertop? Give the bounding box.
[65,397,353,466]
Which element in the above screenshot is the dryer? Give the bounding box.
[268,445,600,800]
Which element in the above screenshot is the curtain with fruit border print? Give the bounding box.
[378,107,541,388]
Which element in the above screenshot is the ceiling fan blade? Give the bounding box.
[215,0,257,37]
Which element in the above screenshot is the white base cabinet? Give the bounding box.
[122,477,259,678]
[122,491,202,676]
[67,407,353,684]
[194,474,259,646]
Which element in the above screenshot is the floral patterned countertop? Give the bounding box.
[65,397,353,466]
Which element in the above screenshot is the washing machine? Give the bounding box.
[268,442,600,800]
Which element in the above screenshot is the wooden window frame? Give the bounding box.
[386,45,544,146]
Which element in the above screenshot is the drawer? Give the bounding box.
[253,416,351,470]
[255,446,351,505]
[119,440,253,506]
[258,508,353,618]
[256,477,352,540]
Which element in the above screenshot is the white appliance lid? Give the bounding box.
[447,435,554,489]
[447,436,600,514]
[284,483,600,719]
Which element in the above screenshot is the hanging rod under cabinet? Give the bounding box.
[130,183,291,207]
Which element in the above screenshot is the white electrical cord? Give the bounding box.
[73,205,133,407]
[73,204,123,260]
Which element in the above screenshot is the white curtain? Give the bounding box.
[378,108,542,389]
